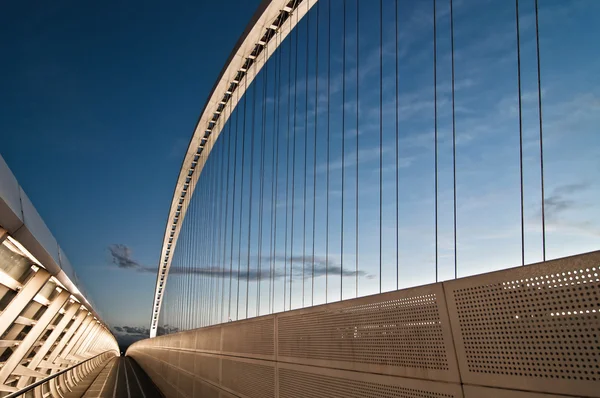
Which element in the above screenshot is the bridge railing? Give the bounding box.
[128,250,600,398]
[5,351,116,398]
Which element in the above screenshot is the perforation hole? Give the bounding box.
[454,266,600,381]
[279,368,457,398]
[221,317,274,356]
[278,293,449,370]
[221,359,274,398]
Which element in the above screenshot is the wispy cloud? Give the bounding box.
[541,182,600,238]
[544,182,589,221]
[316,145,391,173]
[112,325,150,336]
[106,244,372,280]
[108,244,141,269]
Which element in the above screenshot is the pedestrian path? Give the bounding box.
[67,357,162,398]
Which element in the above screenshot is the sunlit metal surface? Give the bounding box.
[0,155,119,395]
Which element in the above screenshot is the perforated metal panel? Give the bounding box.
[178,370,194,397]
[221,358,275,398]
[278,363,462,398]
[219,390,241,398]
[278,285,458,381]
[445,251,600,398]
[128,251,600,398]
[221,316,275,359]
[195,325,222,352]
[168,333,181,348]
[166,362,179,387]
[180,330,196,349]
[168,347,180,366]
[179,351,195,374]
[194,352,220,384]
[463,385,574,398]
[194,378,220,398]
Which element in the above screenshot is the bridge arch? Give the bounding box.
[150,0,317,337]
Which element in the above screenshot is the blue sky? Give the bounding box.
[1,0,599,338]
[160,0,600,331]
[0,0,261,332]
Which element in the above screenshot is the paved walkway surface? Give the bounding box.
[71,357,162,398]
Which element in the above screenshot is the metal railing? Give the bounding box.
[6,351,117,398]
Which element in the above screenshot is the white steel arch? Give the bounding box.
[150,0,318,337]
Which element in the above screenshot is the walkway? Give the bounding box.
[67,357,162,398]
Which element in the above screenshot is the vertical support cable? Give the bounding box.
[220,106,227,324]
[271,29,282,315]
[198,162,205,327]
[215,112,226,323]
[209,142,219,326]
[311,0,320,307]
[179,196,184,329]
[355,0,360,297]
[197,153,204,328]
[395,0,399,290]
[302,3,310,308]
[258,43,269,316]
[433,0,439,282]
[237,77,248,320]
[535,0,546,262]
[379,0,383,294]
[202,164,208,325]
[213,139,220,325]
[207,138,217,326]
[191,169,197,328]
[516,0,525,266]
[216,130,225,325]
[181,203,188,330]
[179,193,186,330]
[199,169,205,327]
[340,0,346,302]
[220,110,231,324]
[290,7,300,310]
[227,89,238,322]
[216,134,224,324]
[284,9,293,311]
[326,0,331,304]
[229,85,240,322]
[268,33,277,315]
[191,178,198,328]
[246,59,257,320]
[205,156,212,325]
[450,0,457,279]
[182,185,189,329]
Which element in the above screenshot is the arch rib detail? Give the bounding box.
[150,0,317,337]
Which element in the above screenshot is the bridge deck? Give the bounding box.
[67,357,162,398]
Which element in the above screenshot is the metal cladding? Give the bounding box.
[129,251,600,398]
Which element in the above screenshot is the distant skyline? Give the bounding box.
[1,0,599,342]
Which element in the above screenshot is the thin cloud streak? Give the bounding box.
[107,244,373,281]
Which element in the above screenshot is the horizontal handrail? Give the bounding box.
[5,350,117,398]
